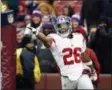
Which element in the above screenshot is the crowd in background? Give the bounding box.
[2,0,112,77]
[2,0,112,74]
[1,0,112,90]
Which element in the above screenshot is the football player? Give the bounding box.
[35,15,95,89]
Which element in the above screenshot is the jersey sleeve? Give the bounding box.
[79,34,86,53]
[81,38,86,53]
[47,34,57,49]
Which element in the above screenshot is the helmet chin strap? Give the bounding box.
[60,33,69,38]
[57,30,70,38]
[67,33,73,39]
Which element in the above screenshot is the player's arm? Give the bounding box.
[82,51,98,82]
[80,36,94,72]
[81,51,94,72]
[36,31,52,48]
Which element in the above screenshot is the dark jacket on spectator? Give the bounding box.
[37,43,58,73]
[72,26,86,38]
[27,2,38,14]
[89,26,112,74]
[16,48,41,90]
[80,0,108,32]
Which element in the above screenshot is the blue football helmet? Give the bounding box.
[56,15,72,38]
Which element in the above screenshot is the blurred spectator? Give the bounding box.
[17,1,27,21]
[24,15,31,26]
[38,0,57,16]
[25,0,38,14]
[80,0,112,32]
[18,1,33,16]
[37,22,57,73]
[24,9,42,38]
[16,35,41,90]
[41,14,56,27]
[42,15,51,24]
[16,29,24,48]
[88,25,97,47]
[80,0,104,32]
[41,22,55,35]
[72,14,86,37]
[89,18,112,74]
[24,9,43,54]
[1,1,9,12]
[52,0,63,15]
[106,1,112,18]
[63,5,74,17]
[17,0,35,21]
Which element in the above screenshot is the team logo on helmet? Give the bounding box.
[56,16,72,38]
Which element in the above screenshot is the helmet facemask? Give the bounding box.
[57,22,72,38]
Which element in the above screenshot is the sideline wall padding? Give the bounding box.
[1,25,16,90]
[36,74,112,90]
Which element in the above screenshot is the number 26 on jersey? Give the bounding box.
[62,48,81,65]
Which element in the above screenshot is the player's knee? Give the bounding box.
[77,84,94,89]
[84,84,94,89]
[77,75,94,89]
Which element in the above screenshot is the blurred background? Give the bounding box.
[1,0,112,90]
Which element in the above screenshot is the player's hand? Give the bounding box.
[90,70,97,82]
[26,27,36,32]
[83,64,91,74]
[98,23,107,28]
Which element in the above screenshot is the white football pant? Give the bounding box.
[61,74,94,90]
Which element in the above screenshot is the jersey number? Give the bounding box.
[62,48,81,65]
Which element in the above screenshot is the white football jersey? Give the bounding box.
[48,33,86,81]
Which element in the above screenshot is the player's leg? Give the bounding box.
[77,74,94,89]
[61,76,77,90]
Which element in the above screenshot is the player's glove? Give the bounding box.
[89,70,97,82]
[83,64,91,74]
[83,62,98,82]
[26,27,36,34]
